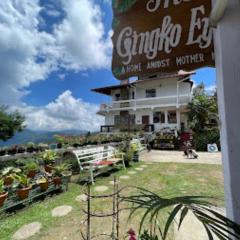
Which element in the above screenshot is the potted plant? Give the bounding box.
[14,174,31,200]
[36,176,49,192]
[41,150,58,173]
[24,161,38,178]
[7,145,18,155]
[131,143,139,162]
[17,145,26,154]
[53,163,71,186]
[1,167,21,186]
[26,142,35,153]
[0,147,7,156]
[38,143,49,152]
[0,179,8,207]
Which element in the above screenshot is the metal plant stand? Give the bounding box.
[82,177,122,240]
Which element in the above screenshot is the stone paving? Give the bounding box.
[119,175,130,180]
[135,167,144,171]
[12,222,42,240]
[94,186,109,192]
[109,180,120,185]
[141,150,222,165]
[51,205,73,217]
[75,194,88,202]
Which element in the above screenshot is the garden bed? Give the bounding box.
[0,162,224,240]
[0,178,69,214]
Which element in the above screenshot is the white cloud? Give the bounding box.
[0,0,111,104]
[82,73,89,77]
[18,91,104,131]
[54,0,112,71]
[0,0,56,104]
[103,0,112,5]
[0,0,111,131]
[206,85,216,93]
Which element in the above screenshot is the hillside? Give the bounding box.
[0,129,87,147]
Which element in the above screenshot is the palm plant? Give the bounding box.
[0,179,4,194]
[1,167,21,177]
[122,188,240,240]
[53,163,71,177]
[13,173,30,188]
[41,150,57,165]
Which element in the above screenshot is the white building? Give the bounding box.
[92,71,194,133]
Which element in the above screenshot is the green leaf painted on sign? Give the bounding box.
[112,18,120,29]
[113,67,123,77]
[113,0,137,14]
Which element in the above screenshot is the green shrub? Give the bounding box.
[140,231,159,240]
[193,130,220,152]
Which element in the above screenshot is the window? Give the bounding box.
[114,115,121,125]
[153,112,165,123]
[114,115,135,125]
[146,89,156,98]
[168,111,177,124]
[115,93,120,101]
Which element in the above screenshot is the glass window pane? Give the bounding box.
[168,111,177,124]
[153,112,165,123]
[146,89,156,98]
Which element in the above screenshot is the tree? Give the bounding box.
[0,106,25,141]
[187,83,219,133]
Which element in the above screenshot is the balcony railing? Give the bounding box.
[99,94,191,113]
[100,124,155,133]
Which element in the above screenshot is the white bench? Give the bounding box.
[72,146,125,184]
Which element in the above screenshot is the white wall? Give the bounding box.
[105,113,115,125]
[135,78,191,99]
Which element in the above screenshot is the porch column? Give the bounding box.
[176,109,181,130]
[164,110,168,125]
[213,0,240,224]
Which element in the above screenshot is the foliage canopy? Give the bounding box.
[0,106,25,142]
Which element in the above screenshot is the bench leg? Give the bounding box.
[90,167,94,185]
[122,158,126,169]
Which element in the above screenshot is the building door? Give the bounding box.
[142,115,150,125]
[142,115,150,132]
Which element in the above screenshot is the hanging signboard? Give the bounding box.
[112,0,215,80]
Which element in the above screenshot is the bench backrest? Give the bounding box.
[72,146,116,169]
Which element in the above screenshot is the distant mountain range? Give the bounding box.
[0,129,88,147]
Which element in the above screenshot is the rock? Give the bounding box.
[119,175,130,180]
[52,205,73,217]
[12,222,42,240]
[135,168,144,171]
[94,186,109,192]
[76,194,88,202]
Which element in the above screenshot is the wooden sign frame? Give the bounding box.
[112,0,215,80]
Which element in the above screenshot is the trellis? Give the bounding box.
[81,177,123,240]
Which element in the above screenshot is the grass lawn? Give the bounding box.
[0,162,224,240]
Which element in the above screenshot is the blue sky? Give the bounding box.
[0,0,216,131]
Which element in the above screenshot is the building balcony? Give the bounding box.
[100,124,155,133]
[98,94,191,114]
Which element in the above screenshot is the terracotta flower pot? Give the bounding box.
[0,192,8,207]
[27,170,37,179]
[4,176,13,186]
[17,186,31,200]
[39,182,49,192]
[53,177,61,186]
[44,165,53,173]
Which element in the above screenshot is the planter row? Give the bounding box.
[0,176,69,213]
